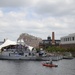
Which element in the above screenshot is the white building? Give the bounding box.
[61,33,75,44]
[60,33,75,48]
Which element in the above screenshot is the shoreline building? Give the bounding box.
[60,33,75,49]
[39,32,60,49]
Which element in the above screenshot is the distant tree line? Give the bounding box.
[44,46,75,53]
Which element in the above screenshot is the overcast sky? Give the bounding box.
[0,0,75,41]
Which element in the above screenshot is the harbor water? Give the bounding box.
[0,58,75,75]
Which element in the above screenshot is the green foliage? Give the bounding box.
[46,46,66,53]
[36,48,40,51]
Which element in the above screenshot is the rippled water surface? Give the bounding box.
[0,58,75,75]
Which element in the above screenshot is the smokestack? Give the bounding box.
[52,32,55,45]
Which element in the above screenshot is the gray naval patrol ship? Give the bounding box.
[0,39,63,61]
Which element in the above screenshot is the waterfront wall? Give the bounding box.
[60,44,75,49]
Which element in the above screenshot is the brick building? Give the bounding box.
[39,32,60,49]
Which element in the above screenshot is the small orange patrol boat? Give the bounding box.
[42,63,58,67]
[42,61,58,67]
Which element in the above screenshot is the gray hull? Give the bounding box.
[0,55,63,61]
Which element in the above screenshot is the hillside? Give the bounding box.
[17,33,42,48]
